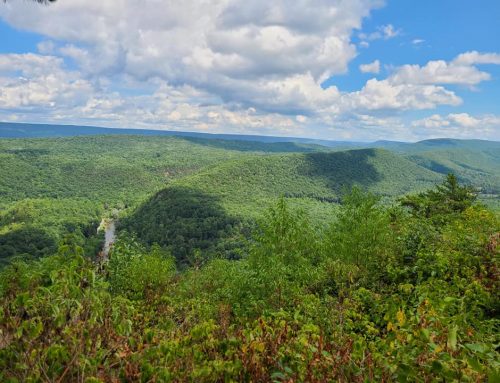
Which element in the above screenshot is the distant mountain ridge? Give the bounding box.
[1,121,498,150]
[0,121,366,147]
[2,122,499,199]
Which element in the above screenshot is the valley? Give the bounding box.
[1,131,499,265]
[1,1,499,380]
[0,127,499,381]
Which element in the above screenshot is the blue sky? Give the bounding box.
[0,0,499,141]
[324,0,500,118]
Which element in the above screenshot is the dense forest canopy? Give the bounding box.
[0,134,498,381]
[0,0,498,378]
[0,176,498,381]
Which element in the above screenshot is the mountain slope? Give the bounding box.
[2,133,498,265]
[0,134,327,263]
[171,148,443,216]
[372,138,500,153]
[123,149,444,261]
[367,139,500,196]
[407,149,500,193]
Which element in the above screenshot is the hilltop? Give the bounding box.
[0,130,499,382]
[1,133,499,265]
[123,148,444,262]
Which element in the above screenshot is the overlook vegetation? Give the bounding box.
[0,176,498,381]
[1,134,499,263]
[0,132,499,381]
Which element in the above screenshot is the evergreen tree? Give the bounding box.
[400,173,477,222]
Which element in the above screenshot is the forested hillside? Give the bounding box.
[1,176,498,381]
[408,150,500,192]
[122,149,444,262]
[1,135,499,266]
[0,135,284,264]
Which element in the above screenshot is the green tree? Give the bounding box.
[107,236,176,299]
[325,187,395,287]
[400,173,477,222]
[244,198,321,311]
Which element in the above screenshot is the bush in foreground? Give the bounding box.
[0,176,498,382]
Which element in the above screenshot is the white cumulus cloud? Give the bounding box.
[340,79,461,111]
[359,60,381,74]
[359,23,401,42]
[0,53,94,109]
[389,51,500,87]
[411,113,500,139]
[0,2,498,140]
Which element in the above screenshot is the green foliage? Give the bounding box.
[0,225,57,265]
[400,173,477,224]
[120,147,448,268]
[406,146,500,194]
[241,198,324,313]
[255,196,319,261]
[325,187,395,287]
[170,148,443,222]
[0,177,499,381]
[2,134,498,266]
[108,238,176,299]
[0,135,274,263]
[121,187,246,266]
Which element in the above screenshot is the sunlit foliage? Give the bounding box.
[0,176,498,381]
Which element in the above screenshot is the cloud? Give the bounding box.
[447,113,482,128]
[411,113,500,139]
[340,78,461,111]
[0,0,381,85]
[381,24,400,39]
[0,0,388,121]
[453,51,500,65]
[388,51,500,87]
[412,39,425,45]
[411,114,450,129]
[359,60,381,74]
[0,2,499,141]
[0,53,93,109]
[359,24,401,42]
[318,113,412,141]
[0,51,474,139]
[390,62,488,86]
[0,52,305,136]
[296,115,307,123]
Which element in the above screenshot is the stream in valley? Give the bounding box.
[100,219,116,260]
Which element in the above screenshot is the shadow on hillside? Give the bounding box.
[301,149,382,194]
[122,186,245,266]
[181,136,317,153]
[409,156,454,175]
[4,148,51,158]
[0,226,57,264]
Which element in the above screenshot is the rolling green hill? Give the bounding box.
[0,135,287,205]
[0,135,329,264]
[368,139,500,202]
[1,134,499,265]
[408,149,499,190]
[123,148,445,262]
[172,148,443,216]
